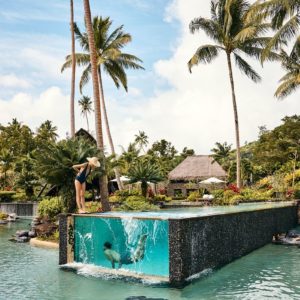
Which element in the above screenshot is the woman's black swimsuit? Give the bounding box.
[75,164,91,184]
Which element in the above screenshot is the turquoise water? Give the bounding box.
[98,201,295,219]
[74,216,169,277]
[1,220,300,299]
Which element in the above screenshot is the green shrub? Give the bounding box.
[223,190,236,200]
[294,190,300,199]
[229,195,244,205]
[0,191,16,202]
[187,191,201,202]
[11,192,27,202]
[211,189,224,199]
[0,212,8,220]
[38,197,63,220]
[109,195,122,203]
[119,196,158,211]
[84,191,93,201]
[152,194,172,202]
[85,201,101,213]
[240,188,273,202]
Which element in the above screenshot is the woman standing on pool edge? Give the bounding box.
[72,157,100,213]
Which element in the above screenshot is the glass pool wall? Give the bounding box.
[74,216,169,277]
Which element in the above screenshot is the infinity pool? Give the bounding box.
[1,219,300,299]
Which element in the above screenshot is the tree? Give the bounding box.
[134,131,149,152]
[82,0,110,211]
[34,138,101,212]
[0,149,14,188]
[0,119,35,157]
[36,120,58,143]
[248,0,300,62]
[275,42,300,99]
[211,142,232,171]
[70,0,76,137]
[61,16,144,190]
[187,0,277,188]
[127,159,164,197]
[78,95,93,132]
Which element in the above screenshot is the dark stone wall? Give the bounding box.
[169,205,298,287]
[59,214,68,265]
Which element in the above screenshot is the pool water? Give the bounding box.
[74,217,169,276]
[1,220,300,300]
[99,201,295,219]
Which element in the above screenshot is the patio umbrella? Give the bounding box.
[200,177,225,184]
[110,176,130,182]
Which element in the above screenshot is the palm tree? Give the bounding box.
[70,0,76,138]
[275,43,300,99]
[187,0,277,188]
[36,120,58,142]
[78,95,93,132]
[248,0,300,98]
[134,131,149,153]
[127,160,164,197]
[61,16,144,190]
[248,0,300,62]
[211,142,232,171]
[82,0,110,211]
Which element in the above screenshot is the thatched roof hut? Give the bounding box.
[168,155,226,181]
[75,128,96,144]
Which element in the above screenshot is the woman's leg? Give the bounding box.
[80,182,86,212]
[74,180,82,212]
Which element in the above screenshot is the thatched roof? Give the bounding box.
[75,128,96,144]
[168,155,226,181]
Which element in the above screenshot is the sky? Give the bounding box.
[0,0,299,155]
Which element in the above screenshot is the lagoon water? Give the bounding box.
[1,219,300,300]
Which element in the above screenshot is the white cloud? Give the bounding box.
[0,74,31,88]
[0,87,90,137]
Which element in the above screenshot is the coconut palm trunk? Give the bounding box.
[83,0,110,211]
[226,52,242,189]
[85,112,90,132]
[70,0,76,138]
[98,66,124,190]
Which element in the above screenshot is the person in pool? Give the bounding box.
[72,157,100,213]
[103,234,148,269]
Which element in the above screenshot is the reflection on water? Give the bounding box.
[1,221,300,300]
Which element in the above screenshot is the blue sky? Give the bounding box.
[0,0,299,154]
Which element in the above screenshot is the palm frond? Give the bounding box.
[275,75,300,99]
[189,17,223,43]
[188,45,222,72]
[79,65,91,93]
[262,14,300,62]
[234,53,261,82]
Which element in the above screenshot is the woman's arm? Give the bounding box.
[72,162,87,172]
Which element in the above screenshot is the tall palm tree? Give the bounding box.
[82,0,110,211]
[187,0,277,188]
[78,95,93,132]
[61,16,144,190]
[70,0,76,138]
[275,42,300,99]
[134,131,149,153]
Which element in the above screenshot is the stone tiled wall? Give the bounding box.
[169,205,298,287]
[59,214,74,265]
